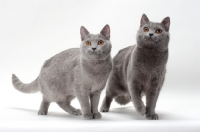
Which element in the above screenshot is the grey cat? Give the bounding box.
[12,25,112,120]
[100,14,170,120]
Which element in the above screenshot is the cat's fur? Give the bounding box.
[100,14,170,120]
[12,25,112,120]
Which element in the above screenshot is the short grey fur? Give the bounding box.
[12,25,112,120]
[100,14,170,120]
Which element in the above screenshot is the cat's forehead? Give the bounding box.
[86,34,106,40]
[145,22,163,29]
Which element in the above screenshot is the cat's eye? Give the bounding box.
[155,29,162,34]
[143,27,149,32]
[98,40,104,45]
[86,41,91,46]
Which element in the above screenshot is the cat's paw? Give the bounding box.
[93,112,102,119]
[38,109,48,115]
[100,106,110,112]
[136,106,146,116]
[146,114,159,120]
[71,109,82,116]
[83,113,93,120]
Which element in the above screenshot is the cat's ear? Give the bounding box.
[80,26,90,41]
[161,17,170,32]
[100,24,110,40]
[140,14,149,27]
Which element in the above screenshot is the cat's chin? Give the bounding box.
[82,54,109,61]
[146,42,155,46]
[144,39,158,46]
[87,50,102,55]
[141,43,156,49]
[85,51,108,60]
[92,55,109,61]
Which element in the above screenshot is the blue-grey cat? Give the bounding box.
[100,14,170,120]
[12,25,112,120]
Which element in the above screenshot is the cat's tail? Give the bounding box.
[114,94,131,105]
[12,74,40,93]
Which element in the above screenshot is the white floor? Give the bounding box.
[1,83,200,132]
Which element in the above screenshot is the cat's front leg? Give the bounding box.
[128,80,146,116]
[146,88,160,120]
[145,76,163,120]
[90,90,102,119]
[75,86,93,120]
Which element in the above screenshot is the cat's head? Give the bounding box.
[136,14,170,51]
[80,25,112,60]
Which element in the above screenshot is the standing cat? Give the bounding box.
[100,14,170,120]
[12,25,112,120]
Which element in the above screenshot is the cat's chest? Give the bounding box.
[130,51,167,85]
[134,51,168,70]
[81,63,112,88]
[85,65,111,79]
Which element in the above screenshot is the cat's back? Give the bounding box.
[42,48,80,70]
[39,48,81,80]
[113,45,135,66]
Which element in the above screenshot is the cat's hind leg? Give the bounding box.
[100,77,125,112]
[38,98,50,115]
[57,95,82,116]
[57,102,82,115]
[100,92,114,112]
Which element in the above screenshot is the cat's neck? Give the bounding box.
[136,45,168,55]
[80,55,111,66]
[80,55,112,75]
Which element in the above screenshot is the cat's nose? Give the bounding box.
[149,33,153,37]
[92,48,96,51]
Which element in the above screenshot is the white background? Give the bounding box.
[1,0,200,131]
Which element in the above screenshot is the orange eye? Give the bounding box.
[86,41,91,46]
[155,29,162,34]
[98,40,104,45]
[143,27,149,32]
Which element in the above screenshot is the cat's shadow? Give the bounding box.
[105,106,147,120]
[7,107,82,120]
[7,107,171,121]
[107,107,177,120]
[7,106,146,121]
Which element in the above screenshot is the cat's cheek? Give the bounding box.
[104,44,111,54]
[155,37,159,42]
[95,50,102,55]
[87,49,93,55]
[137,35,144,41]
[104,48,111,55]
[144,35,150,40]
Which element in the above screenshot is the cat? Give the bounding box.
[12,25,112,120]
[100,14,170,120]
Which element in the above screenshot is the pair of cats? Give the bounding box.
[12,14,170,120]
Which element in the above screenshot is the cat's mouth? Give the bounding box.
[145,36,159,43]
[147,38,154,42]
[88,50,102,55]
[86,50,107,60]
[88,51,102,56]
[145,37,157,44]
